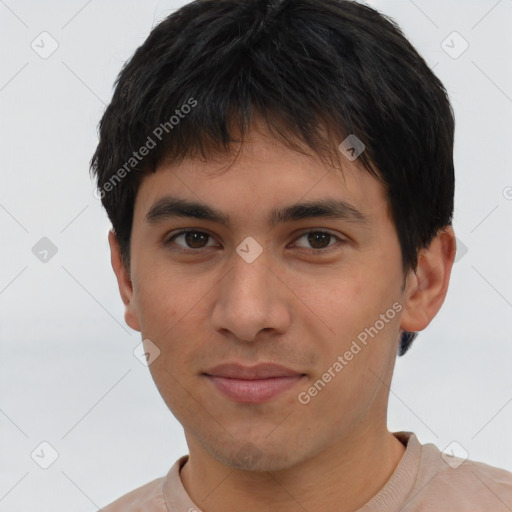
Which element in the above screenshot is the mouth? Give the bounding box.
[202,363,307,404]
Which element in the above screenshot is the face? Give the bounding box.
[117,124,416,472]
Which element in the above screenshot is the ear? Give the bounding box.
[400,226,456,333]
[108,230,141,332]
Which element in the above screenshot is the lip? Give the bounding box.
[204,363,304,379]
[203,363,306,404]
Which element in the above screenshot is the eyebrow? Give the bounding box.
[145,196,370,228]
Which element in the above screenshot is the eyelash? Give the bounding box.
[164,229,346,255]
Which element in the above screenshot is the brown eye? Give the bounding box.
[294,230,342,252]
[306,232,332,249]
[165,230,217,251]
[183,231,209,249]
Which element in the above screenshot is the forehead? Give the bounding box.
[133,127,390,228]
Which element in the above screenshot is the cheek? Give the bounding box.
[136,268,202,409]
[132,260,214,363]
[133,258,194,333]
[298,273,399,406]
[298,269,370,343]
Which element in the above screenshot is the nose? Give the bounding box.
[210,246,291,343]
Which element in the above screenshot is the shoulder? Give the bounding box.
[408,440,512,511]
[100,476,167,512]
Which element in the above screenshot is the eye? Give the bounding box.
[165,230,218,252]
[292,230,345,253]
[164,229,346,254]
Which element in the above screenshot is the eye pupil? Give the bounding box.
[186,231,208,248]
[308,232,331,249]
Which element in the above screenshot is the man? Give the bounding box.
[90,0,512,510]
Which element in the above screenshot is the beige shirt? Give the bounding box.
[100,432,512,511]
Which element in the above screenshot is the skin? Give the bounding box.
[109,120,456,512]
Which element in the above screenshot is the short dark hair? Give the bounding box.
[90,0,455,356]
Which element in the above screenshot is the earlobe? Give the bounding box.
[108,230,141,332]
[400,226,456,333]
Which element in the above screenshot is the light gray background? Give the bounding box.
[1,0,511,510]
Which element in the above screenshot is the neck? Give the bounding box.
[179,426,406,512]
